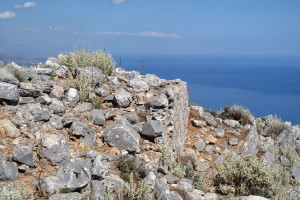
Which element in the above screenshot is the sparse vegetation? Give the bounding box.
[117,158,137,182]
[266,116,289,139]
[219,105,253,125]
[281,144,300,167]
[125,173,154,200]
[58,46,116,75]
[10,68,29,82]
[256,118,264,134]
[204,108,218,117]
[72,73,92,102]
[93,97,102,109]
[49,75,55,81]
[215,155,290,199]
[0,182,34,200]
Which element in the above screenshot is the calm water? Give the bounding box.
[116,54,300,125]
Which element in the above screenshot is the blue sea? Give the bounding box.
[116,54,300,125]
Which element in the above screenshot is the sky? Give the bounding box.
[0,0,300,58]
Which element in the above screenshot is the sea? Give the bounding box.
[116,54,300,125]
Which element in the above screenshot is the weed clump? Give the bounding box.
[72,73,92,102]
[117,158,137,182]
[204,108,218,117]
[93,97,102,109]
[219,105,253,125]
[58,46,116,75]
[10,68,29,82]
[215,155,290,199]
[266,116,289,139]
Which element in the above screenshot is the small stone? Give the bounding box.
[70,122,89,137]
[0,119,20,138]
[163,174,179,184]
[213,126,224,138]
[206,135,217,144]
[90,109,106,126]
[195,141,206,152]
[12,145,34,167]
[141,120,164,138]
[205,146,215,154]
[228,138,239,146]
[114,88,132,108]
[192,120,207,128]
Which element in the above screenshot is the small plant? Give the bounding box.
[58,46,116,75]
[189,102,199,107]
[281,144,300,167]
[93,97,102,109]
[81,194,97,200]
[9,68,29,82]
[117,158,137,182]
[49,75,55,81]
[215,155,289,199]
[0,182,34,200]
[266,116,289,139]
[219,105,253,125]
[204,108,218,117]
[72,73,92,102]
[125,172,154,200]
[256,118,264,134]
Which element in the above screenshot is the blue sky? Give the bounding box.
[0,0,300,58]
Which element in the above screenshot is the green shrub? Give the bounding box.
[125,173,154,200]
[204,108,218,117]
[58,46,116,75]
[266,117,289,139]
[10,68,28,82]
[81,194,97,200]
[117,158,137,182]
[281,144,300,167]
[214,155,289,199]
[0,182,34,200]
[93,97,102,109]
[219,105,252,125]
[72,73,92,102]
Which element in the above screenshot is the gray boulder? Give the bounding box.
[31,109,52,121]
[114,88,132,108]
[12,145,34,167]
[0,68,19,85]
[0,159,18,182]
[104,119,140,152]
[49,101,66,116]
[155,178,183,200]
[195,141,206,152]
[74,103,93,116]
[291,166,300,183]
[0,82,20,104]
[41,144,70,166]
[228,138,239,146]
[56,65,69,78]
[147,94,168,108]
[63,159,93,174]
[90,109,105,126]
[141,120,164,138]
[76,67,104,87]
[224,119,240,128]
[37,94,52,105]
[213,126,224,138]
[240,128,260,156]
[90,155,110,179]
[128,78,149,92]
[91,175,127,198]
[19,82,42,97]
[65,88,80,107]
[37,80,54,94]
[70,121,89,137]
[202,112,217,127]
[34,67,53,76]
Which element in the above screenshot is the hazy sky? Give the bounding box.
[0,0,300,58]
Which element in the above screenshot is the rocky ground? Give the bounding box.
[0,57,300,200]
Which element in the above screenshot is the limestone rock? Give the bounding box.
[70,121,89,137]
[19,82,42,97]
[0,119,20,138]
[128,78,149,92]
[147,94,168,109]
[114,88,132,108]
[0,82,20,104]
[56,65,69,78]
[76,67,104,87]
[0,69,19,85]
[104,119,140,152]
[12,145,34,167]
[65,88,79,107]
[31,109,52,121]
[213,126,224,138]
[141,120,164,138]
[90,109,105,126]
[0,159,18,182]
[90,155,110,179]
